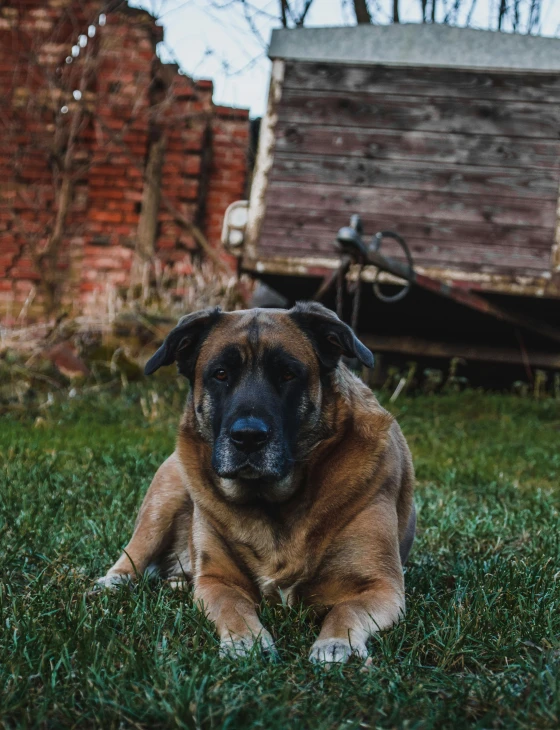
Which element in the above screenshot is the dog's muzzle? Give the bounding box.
[212,417,290,482]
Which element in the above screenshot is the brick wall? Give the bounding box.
[0,0,249,319]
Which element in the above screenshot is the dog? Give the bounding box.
[97,302,416,664]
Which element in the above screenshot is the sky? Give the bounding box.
[128,0,560,117]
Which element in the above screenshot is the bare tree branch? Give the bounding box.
[135,132,167,264]
[528,0,541,33]
[465,0,478,26]
[240,0,267,46]
[11,10,99,313]
[296,0,315,26]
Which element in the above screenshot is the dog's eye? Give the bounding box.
[214,369,228,381]
[282,369,296,382]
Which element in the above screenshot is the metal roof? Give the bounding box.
[269,24,560,73]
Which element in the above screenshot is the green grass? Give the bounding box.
[1,381,559,729]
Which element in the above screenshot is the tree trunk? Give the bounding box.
[393,0,400,23]
[498,0,507,29]
[279,0,289,27]
[352,0,372,24]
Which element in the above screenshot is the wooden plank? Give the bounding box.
[279,88,560,139]
[283,61,560,104]
[258,234,551,273]
[553,177,560,272]
[257,251,544,277]
[241,254,560,298]
[262,211,554,250]
[264,181,557,228]
[259,229,551,264]
[271,153,559,200]
[275,123,560,170]
[245,59,285,260]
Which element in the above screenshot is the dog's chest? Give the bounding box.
[238,537,308,606]
[257,572,301,606]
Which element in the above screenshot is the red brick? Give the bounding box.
[79,281,102,292]
[0,0,249,318]
[184,156,202,175]
[88,211,122,223]
[88,188,125,199]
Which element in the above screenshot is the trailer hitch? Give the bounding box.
[315,215,560,346]
[336,215,413,303]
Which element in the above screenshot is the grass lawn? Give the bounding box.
[1,381,559,729]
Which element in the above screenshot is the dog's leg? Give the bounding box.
[309,580,404,664]
[192,518,276,658]
[96,452,192,589]
[399,502,416,565]
[309,499,405,665]
[162,515,193,590]
[196,577,276,658]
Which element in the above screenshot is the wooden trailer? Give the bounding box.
[226,24,560,369]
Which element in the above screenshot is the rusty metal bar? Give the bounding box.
[372,247,560,345]
[359,334,560,369]
[312,256,351,302]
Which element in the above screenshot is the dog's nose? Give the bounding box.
[230,417,270,453]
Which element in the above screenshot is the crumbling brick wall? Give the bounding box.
[0,0,249,320]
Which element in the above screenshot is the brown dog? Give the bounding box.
[97,302,415,664]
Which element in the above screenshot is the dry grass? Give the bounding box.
[0,259,252,414]
[1,258,251,352]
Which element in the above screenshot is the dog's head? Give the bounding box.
[145,302,373,503]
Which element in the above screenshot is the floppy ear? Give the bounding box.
[144,307,222,378]
[289,301,373,370]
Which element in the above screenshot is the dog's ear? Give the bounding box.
[145,307,222,378]
[289,301,373,370]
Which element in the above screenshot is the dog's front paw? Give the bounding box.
[309,638,368,666]
[93,573,132,591]
[220,630,278,660]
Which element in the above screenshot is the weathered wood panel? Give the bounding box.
[262,211,554,250]
[255,58,560,284]
[260,212,553,272]
[283,62,560,104]
[260,222,550,259]
[275,124,560,170]
[265,182,556,228]
[271,154,558,199]
[279,88,560,139]
[259,231,551,273]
